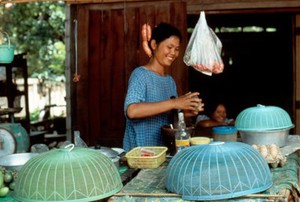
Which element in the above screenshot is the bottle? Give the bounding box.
[74,130,88,148]
[175,112,190,153]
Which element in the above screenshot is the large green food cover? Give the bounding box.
[14,144,122,202]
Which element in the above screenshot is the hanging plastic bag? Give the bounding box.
[184,11,224,76]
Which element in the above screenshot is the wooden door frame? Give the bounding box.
[295,15,300,134]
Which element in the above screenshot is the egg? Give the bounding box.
[260,145,268,158]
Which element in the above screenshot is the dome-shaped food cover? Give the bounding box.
[165,142,272,201]
[235,104,294,131]
[14,144,123,202]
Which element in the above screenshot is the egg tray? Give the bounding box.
[252,144,287,168]
[268,159,286,168]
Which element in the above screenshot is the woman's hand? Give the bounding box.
[126,92,204,119]
[174,92,204,116]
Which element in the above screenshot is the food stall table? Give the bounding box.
[110,153,300,202]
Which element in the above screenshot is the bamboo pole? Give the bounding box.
[113,192,287,199]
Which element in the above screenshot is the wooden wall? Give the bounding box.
[66,1,187,147]
[65,0,300,146]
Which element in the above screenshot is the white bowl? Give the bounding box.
[0,153,39,171]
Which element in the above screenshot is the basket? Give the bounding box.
[0,32,15,64]
[125,146,168,169]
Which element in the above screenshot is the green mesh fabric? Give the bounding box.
[14,145,122,202]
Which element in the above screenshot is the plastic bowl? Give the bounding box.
[0,153,39,171]
[212,126,237,142]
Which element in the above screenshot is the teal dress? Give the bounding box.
[123,66,177,152]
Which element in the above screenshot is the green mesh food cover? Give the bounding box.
[14,144,122,202]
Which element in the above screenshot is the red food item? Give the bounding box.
[141,23,152,58]
[73,73,81,82]
[141,153,154,157]
[193,62,224,74]
[142,41,152,58]
[140,148,155,157]
[141,24,148,41]
[146,24,151,41]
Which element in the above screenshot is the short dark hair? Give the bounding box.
[206,101,226,117]
[151,22,182,44]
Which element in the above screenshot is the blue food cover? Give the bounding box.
[165,142,272,201]
[235,104,294,131]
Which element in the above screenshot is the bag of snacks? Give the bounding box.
[184,11,224,76]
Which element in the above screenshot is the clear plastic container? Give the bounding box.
[212,126,237,142]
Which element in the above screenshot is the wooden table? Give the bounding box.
[110,153,300,202]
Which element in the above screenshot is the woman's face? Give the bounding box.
[152,36,180,67]
[211,104,227,123]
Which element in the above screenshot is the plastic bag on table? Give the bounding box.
[184,11,224,76]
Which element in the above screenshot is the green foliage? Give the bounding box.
[0,2,66,77]
[30,108,40,122]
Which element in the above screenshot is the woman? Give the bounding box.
[195,101,235,128]
[123,23,203,152]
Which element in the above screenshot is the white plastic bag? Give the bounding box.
[184,11,224,76]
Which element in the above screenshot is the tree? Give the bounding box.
[0,2,66,78]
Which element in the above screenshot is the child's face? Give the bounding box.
[211,104,227,123]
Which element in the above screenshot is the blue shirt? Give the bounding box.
[123,66,177,152]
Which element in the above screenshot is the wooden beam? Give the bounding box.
[186,0,300,14]
[295,15,300,134]
[2,0,300,11]
[0,0,166,4]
